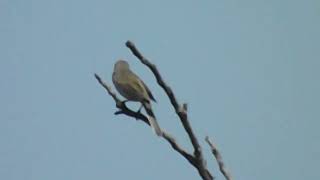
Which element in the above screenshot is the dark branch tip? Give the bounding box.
[126,40,134,48]
[94,73,100,80]
[114,111,123,115]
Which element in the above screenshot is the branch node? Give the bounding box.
[183,103,188,112]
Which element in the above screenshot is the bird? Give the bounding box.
[112,60,162,136]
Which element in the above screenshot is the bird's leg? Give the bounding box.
[121,100,129,104]
[136,104,143,114]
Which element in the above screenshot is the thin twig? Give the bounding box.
[205,136,232,180]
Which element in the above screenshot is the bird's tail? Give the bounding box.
[143,102,162,137]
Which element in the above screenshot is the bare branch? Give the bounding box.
[205,136,232,180]
[125,41,180,110]
[125,41,213,180]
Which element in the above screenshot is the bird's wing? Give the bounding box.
[140,79,157,102]
[130,73,157,102]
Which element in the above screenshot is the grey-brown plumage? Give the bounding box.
[112,60,162,136]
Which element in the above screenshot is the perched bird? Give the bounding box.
[112,60,162,136]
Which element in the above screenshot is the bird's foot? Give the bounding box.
[136,104,143,114]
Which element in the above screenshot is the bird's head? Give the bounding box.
[114,60,130,72]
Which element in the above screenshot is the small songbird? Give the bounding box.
[112,60,162,136]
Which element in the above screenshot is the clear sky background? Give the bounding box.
[1,0,319,180]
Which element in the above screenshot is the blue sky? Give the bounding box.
[1,0,319,179]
